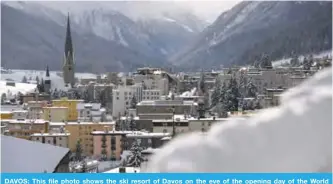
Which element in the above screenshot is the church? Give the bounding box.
[62,13,75,88]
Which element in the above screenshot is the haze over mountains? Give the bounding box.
[1,1,332,73]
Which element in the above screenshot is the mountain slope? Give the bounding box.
[1,4,168,73]
[172,1,332,71]
[4,1,207,60]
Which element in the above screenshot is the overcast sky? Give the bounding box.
[174,1,240,21]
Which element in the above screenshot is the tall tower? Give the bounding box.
[63,13,75,88]
[44,65,51,93]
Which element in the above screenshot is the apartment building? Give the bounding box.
[0,111,13,119]
[42,107,68,122]
[52,98,83,121]
[91,130,169,161]
[77,103,106,122]
[26,101,48,119]
[152,117,244,134]
[49,121,115,156]
[3,119,47,140]
[30,132,70,148]
[136,100,197,120]
[112,84,162,117]
[12,110,28,119]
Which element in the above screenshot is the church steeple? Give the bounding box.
[65,13,73,64]
[63,12,75,88]
[44,65,51,94]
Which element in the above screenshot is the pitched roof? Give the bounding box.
[1,135,70,173]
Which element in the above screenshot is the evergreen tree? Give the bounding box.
[198,71,206,94]
[253,60,260,68]
[127,140,144,168]
[290,55,300,67]
[254,100,262,109]
[239,72,247,97]
[75,140,83,162]
[226,78,239,112]
[101,135,107,161]
[129,114,137,131]
[303,56,311,70]
[130,95,137,109]
[35,76,40,84]
[1,93,6,104]
[81,159,87,173]
[210,78,221,108]
[246,81,257,98]
[21,76,28,83]
[260,54,273,69]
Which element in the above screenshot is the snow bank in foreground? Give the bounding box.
[146,68,332,172]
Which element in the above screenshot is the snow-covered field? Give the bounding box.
[0,81,37,98]
[272,50,332,67]
[1,69,97,92]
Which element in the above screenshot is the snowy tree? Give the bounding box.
[210,78,221,108]
[239,71,247,97]
[81,159,87,173]
[35,76,40,84]
[129,114,137,131]
[1,93,6,104]
[21,76,27,83]
[130,95,137,109]
[254,100,262,109]
[253,60,260,68]
[247,81,257,98]
[101,135,107,161]
[290,55,300,67]
[75,140,83,162]
[198,71,206,95]
[303,56,311,70]
[127,140,144,168]
[225,78,239,112]
[260,54,273,69]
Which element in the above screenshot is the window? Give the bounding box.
[36,137,39,141]
[126,102,129,105]
[59,144,62,147]
[201,128,205,132]
[201,122,205,126]
[116,97,119,100]
[163,129,168,133]
[47,140,51,144]
[129,92,131,95]
[59,137,62,140]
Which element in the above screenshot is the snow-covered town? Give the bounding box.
[1,1,332,173]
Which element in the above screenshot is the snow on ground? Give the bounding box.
[1,69,97,91]
[116,27,129,47]
[146,68,332,172]
[272,50,332,67]
[0,81,37,98]
[98,161,120,172]
[103,166,140,173]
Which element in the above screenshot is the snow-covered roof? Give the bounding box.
[4,119,46,124]
[31,133,70,137]
[126,132,170,138]
[103,167,140,173]
[0,80,37,96]
[1,135,70,173]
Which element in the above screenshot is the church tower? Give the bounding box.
[63,13,75,88]
[44,65,51,93]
